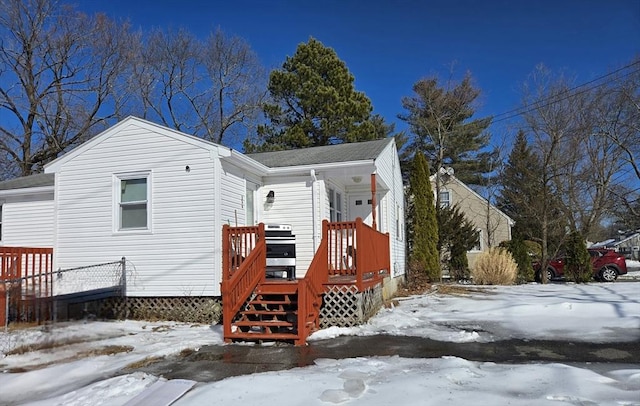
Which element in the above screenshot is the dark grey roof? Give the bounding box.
[0,173,55,191]
[247,138,393,168]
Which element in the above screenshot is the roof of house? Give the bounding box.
[0,173,54,191]
[247,138,393,168]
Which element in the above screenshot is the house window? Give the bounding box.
[245,185,255,225]
[0,204,3,241]
[471,229,482,251]
[117,174,150,230]
[329,188,342,222]
[439,190,451,208]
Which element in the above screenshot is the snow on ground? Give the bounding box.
[1,282,639,405]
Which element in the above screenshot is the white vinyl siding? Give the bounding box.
[53,123,220,296]
[1,197,55,247]
[372,141,406,278]
[261,179,314,276]
[219,162,247,227]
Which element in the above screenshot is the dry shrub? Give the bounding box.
[472,247,517,285]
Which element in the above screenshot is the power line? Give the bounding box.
[490,59,640,125]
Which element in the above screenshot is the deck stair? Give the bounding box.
[227,280,301,343]
[221,219,390,346]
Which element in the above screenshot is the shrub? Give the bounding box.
[564,231,592,283]
[500,238,535,283]
[472,247,518,285]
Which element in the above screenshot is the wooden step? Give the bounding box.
[257,280,299,295]
[228,331,300,341]
[233,320,294,328]
[240,310,296,316]
[250,298,296,306]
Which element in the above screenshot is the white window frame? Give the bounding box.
[114,172,152,233]
[0,203,3,242]
[470,229,483,252]
[245,182,257,226]
[328,187,342,222]
[439,190,451,208]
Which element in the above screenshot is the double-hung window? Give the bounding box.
[117,173,150,231]
[439,190,451,208]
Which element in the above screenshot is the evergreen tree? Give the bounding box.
[399,73,496,186]
[407,152,441,281]
[497,130,567,257]
[244,38,383,152]
[437,205,479,281]
[564,230,593,283]
[500,237,535,283]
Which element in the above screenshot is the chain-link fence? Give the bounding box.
[53,258,126,297]
[2,254,126,330]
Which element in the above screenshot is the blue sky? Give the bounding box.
[77,0,640,144]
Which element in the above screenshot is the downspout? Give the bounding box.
[371,173,377,230]
[310,169,319,250]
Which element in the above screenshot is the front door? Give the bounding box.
[349,194,377,229]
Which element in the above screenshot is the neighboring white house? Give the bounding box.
[0,116,406,298]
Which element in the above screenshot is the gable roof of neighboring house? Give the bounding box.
[613,232,640,246]
[247,138,393,168]
[430,171,514,226]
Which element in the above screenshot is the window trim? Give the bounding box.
[439,190,451,208]
[328,187,342,222]
[470,229,483,252]
[114,172,152,234]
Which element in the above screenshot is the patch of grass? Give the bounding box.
[151,325,173,333]
[124,355,165,370]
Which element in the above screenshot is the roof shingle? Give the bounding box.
[247,138,392,168]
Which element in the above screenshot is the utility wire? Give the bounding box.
[490,59,640,124]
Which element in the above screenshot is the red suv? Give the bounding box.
[535,249,628,282]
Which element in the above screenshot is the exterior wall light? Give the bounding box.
[266,190,275,204]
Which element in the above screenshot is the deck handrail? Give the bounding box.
[354,218,391,290]
[220,224,266,341]
[324,218,390,291]
[298,227,330,342]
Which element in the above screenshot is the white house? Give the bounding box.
[0,117,405,302]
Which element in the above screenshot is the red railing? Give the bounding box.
[298,236,329,344]
[220,224,266,341]
[1,247,54,327]
[325,218,390,290]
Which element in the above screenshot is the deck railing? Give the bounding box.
[1,247,54,328]
[325,218,390,290]
[220,224,266,340]
[298,236,329,342]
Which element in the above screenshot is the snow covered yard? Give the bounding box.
[1,281,639,405]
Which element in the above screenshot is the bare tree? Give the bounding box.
[130,28,266,147]
[595,60,640,221]
[520,63,634,265]
[0,0,135,176]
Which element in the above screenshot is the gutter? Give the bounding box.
[0,186,54,197]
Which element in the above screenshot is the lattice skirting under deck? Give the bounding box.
[319,283,383,328]
[98,296,223,324]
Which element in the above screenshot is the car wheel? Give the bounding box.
[546,268,555,282]
[599,267,618,282]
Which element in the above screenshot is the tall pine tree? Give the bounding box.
[244,38,385,152]
[407,152,441,281]
[497,130,568,282]
[399,73,496,187]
